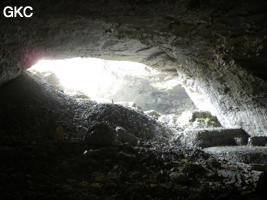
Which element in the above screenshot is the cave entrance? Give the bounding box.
[28,57,221,129]
[29,57,196,115]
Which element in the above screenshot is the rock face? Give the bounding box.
[249,136,267,146]
[182,128,249,148]
[110,72,196,114]
[1,0,266,136]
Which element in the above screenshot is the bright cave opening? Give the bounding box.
[28,57,221,129]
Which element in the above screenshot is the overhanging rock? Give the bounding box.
[0,0,267,136]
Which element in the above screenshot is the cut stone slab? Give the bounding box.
[204,146,267,164]
[248,136,267,146]
[182,128,249,148]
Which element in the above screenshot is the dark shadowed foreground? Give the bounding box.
[0,73,266,200]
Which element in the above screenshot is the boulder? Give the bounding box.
[189,111,221,127]
[189,111,217,122]
[84,103,173,140]
[115,126,139,146]
[248,136,267,146]
[84,123,116,146]
[144,110,161,119]
[182,128,249,148]
[175,111,221,129]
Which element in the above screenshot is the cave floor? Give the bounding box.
[0,73,267,200]
[0,141,266,200]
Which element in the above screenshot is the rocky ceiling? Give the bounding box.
[0,0,267,136]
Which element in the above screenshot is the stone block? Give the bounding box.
[182,128,249,148]
[248,136,267,146]
[204,146,267,164]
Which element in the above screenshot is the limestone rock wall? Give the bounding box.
[0,0,266,136]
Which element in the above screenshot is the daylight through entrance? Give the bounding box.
[29,57,221,129]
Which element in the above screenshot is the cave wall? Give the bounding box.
[0,0,267,136]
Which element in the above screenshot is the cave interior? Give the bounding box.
[0,0,267,199]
